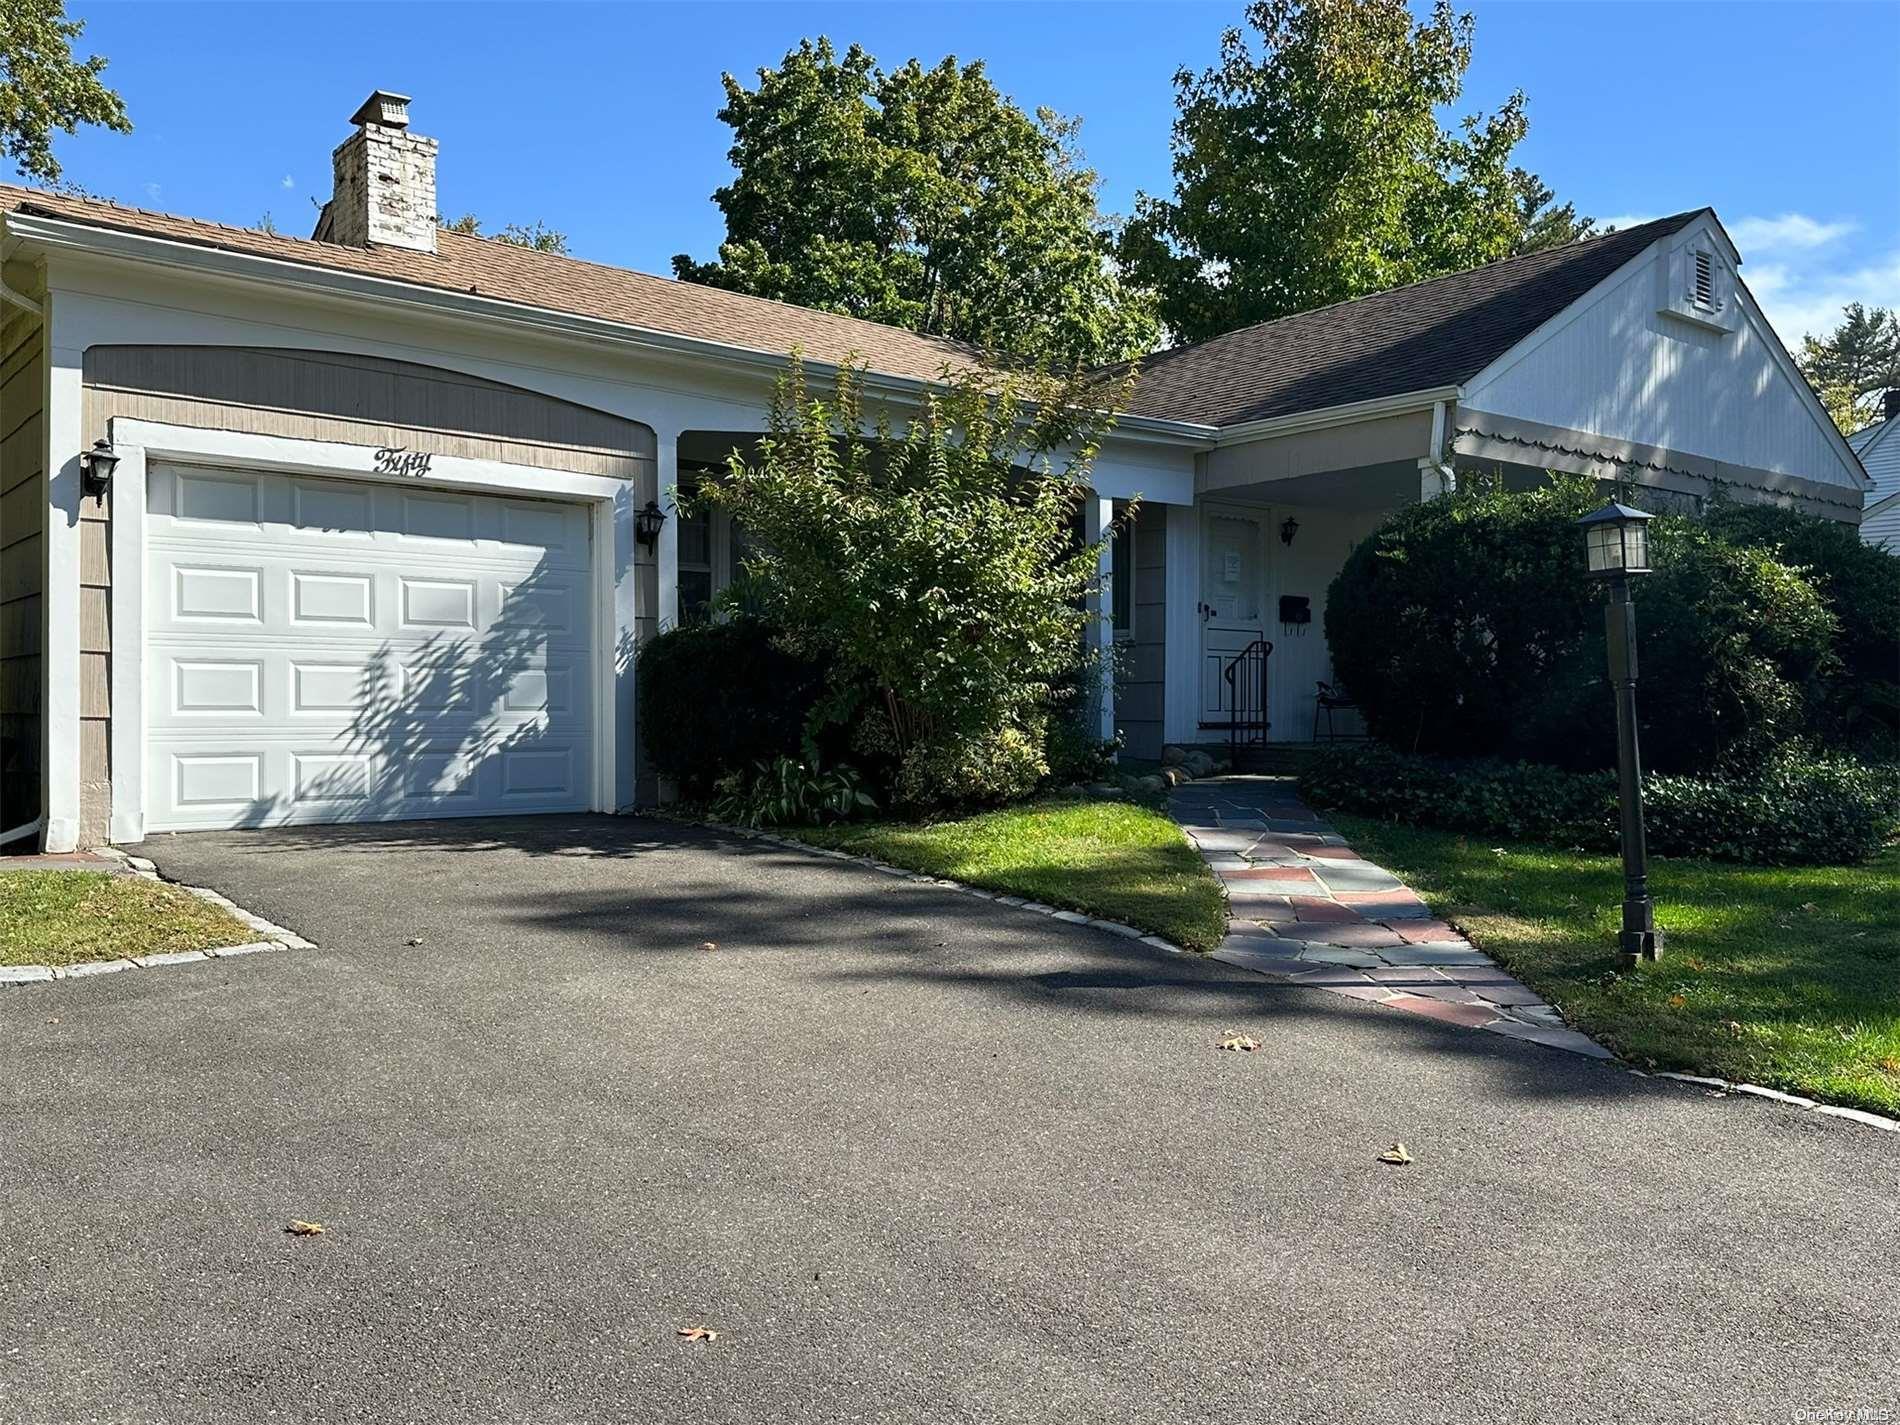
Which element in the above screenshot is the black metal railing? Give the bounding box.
[1219,639,1274,758]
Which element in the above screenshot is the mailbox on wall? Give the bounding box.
[1279,594,1312,625]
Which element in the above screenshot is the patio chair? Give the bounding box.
[1311,681,1361,742]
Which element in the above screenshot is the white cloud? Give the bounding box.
[280,174,295,190]
[1745,247,1900,350]
[1728,213,1856,255]
[142,181,161,201]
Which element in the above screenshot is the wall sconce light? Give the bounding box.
[80,439,120,500]
[635,499,668,551]
[1279,516,1300,547]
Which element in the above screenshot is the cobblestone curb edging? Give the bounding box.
[1635,1070,1900,1134]
[0,849,317,989]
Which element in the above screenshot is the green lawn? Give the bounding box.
[0,871,256,968]
[787,797,1227,952]
[1334,815,1900,1116]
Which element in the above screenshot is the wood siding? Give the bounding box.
[79,346,658,840]
[1461,237,1861,498]
[0,311,43,828]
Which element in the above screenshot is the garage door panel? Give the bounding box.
[146,462,593,831]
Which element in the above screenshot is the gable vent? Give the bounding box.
[1692,250,1716,309]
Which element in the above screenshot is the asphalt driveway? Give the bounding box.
[4,815,1895,1423]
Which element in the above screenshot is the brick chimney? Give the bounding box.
[312,90,437,253]
[1885,388,1900,423]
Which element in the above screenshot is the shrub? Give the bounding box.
[1298,743,1900,866]
[1326,477,1844,773]
[709,756,877,828]
[1705,502,1900,748]
[1615,520,1837,772]
[1326,474,1608,761]
[690,357,1134,812]
[635,618,829,795]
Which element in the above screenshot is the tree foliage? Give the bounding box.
[690,357,1132,810]
[1797,302,1899,435]
[437,213,570,253]
[1117,0,1574,344]
[0,0,129,186]
[671,38,1159,369]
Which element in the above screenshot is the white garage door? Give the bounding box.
[145,462,594,831]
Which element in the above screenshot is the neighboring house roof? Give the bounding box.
[1111,212,1705,426]
[1849,412,1897,460]
[0,182,985,389]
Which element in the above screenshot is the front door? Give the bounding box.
[1199,505,1267,724]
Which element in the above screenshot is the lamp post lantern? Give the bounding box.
[1578,501,1662,968]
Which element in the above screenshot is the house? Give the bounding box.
[0,93,1871,852]
[1849,392,1900,550]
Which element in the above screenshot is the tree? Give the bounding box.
[1797,303,1899,435]
[671,39,1159,370]
[437,213,569,254]
[690,357,1133,809]
[0,0,129,186]
[1512,168,1594,254]
[1117,0,1563,344]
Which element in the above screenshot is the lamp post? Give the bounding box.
[1578,502,1662,968]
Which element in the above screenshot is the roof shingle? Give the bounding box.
[1,183,1702,432]
[0,182,985,387]
[1110,213,1705,426]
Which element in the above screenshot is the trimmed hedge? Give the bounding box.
[1323,475,1873,774]
[634,618,829,795]
[1298,743,1900,866]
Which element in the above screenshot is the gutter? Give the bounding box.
[3,210,1222,446]
[1210,386,1462,448]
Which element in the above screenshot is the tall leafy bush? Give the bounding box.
[690,358,1133,811]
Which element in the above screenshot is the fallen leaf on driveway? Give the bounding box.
[405,937,424,946]
[1218,1033,1260,1052]
[284,1220,326,1236]
[698,941,718,952]
[677,1326,718,1342]
[1377,1144,1414,1166]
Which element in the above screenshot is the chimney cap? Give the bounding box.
[349,90,412,129]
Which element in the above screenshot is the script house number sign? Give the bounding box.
[374,445,435,478]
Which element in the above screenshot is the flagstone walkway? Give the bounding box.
[1169,777,1611,1059]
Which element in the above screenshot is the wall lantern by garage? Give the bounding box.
[1577,500,1661,968]
[635,499,668,551]
[1279,516,1300,547]
[80,439,120,500]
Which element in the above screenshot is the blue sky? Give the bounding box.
[29,1,1900,348]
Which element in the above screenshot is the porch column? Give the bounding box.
[655,431,680,631]
[41,338,84,852]
[1084,494,1115,746]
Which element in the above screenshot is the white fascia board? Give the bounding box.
[1208,386,1462,449]
[4,210,1220,448]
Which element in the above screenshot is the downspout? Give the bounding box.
[0,817,44,848]
[0,235,44,317]
[1420,397,1457,497]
